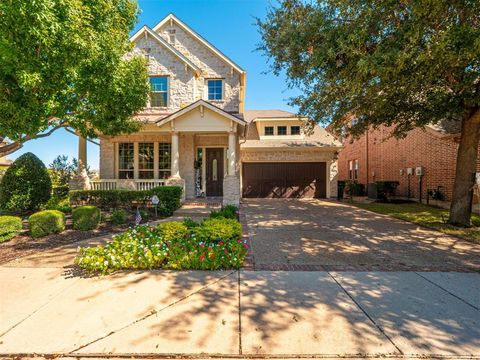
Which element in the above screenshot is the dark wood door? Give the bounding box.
[206,148,224,196]
[242,162,327,198]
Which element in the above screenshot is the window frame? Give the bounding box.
[290,125,301,135]
[353,159,359,180]
[206,79,224,101]
[264,126,274,136]
[158,142,172,179]
[277,126,287,136]
[118,143,134,179]
[149,76,169,108]
[348,160,353,180]
[138,143,155,179]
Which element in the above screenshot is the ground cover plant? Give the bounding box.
[75,207,247,273]
[354,202,480,244]
[0,216,22,242]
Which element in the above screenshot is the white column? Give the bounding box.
[228,131,236,176]
[171,131,180,178]
[78,136,87,175]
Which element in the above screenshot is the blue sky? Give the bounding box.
[12,0,299,169]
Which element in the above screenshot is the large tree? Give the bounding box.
[0,0,149,157]
[258,0,480,226]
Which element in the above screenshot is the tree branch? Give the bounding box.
[0,122,67,158]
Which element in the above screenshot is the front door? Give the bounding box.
[206,148,224,196]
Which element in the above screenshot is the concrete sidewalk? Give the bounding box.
[1,265,479,358]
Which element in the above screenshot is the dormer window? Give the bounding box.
[264,126,274,136]
[277,126,287,135]
[291,126,301,135]
[150,76,168,107]
[207,79,223,100]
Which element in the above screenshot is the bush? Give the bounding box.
[69,186,182,216]
[183,217,199,229]
[43,196,72,213]
[110,209,127,225]
[29,210,65,238]
[210,204,238,219]
[0,216,23,242]
[72,205,101,230]
[76,217,247,273]
[0,153,52,212]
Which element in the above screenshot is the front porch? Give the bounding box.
[76,101,246,206]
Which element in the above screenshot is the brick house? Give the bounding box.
[73,14,342,205]
[337,120,475,203]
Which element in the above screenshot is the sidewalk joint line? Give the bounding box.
[414,272,479,311]
[237,270,242,355]
[326,271,403,355]
[68,270,237,354]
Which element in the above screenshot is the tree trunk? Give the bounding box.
[449,108,480,226]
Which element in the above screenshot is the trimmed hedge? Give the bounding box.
[0,153,52,212]
[0,216,23,242]
[110,208,127,225]
[29,210,65,238]
[72,205,101,231]
[69,186,182,216]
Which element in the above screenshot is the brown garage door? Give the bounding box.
[242,162,327,198]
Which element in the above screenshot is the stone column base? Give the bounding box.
[69,170,91,190]
[166,177,186,202]
[223,175,240,206]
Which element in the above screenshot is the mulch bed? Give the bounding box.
[0,219,130,265]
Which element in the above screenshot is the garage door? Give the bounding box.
[242,162,327,198]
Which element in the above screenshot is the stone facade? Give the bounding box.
[223,176,240,205]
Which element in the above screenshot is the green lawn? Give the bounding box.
[353,201,480,244]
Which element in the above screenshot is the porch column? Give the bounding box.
[78,136,87,175]
[228,131,236,176]
[171,131,180,178]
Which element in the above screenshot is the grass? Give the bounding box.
[353,201,480,244]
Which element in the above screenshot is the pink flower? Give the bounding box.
[200,244,205,248]
[244,244,249,249]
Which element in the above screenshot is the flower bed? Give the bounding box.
[75,216,247,273]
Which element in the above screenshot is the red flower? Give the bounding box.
[200,244,205,248]
[200,254,205,261]
[219,241,224,246]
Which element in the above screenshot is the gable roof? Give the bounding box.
[130,25,201,75]
[156,100,246,127]
[152,13,245,74]
[244,109,305,123]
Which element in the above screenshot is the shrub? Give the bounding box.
[344,180,365,197]
[69,186,182,216]
[0,216,23,242]
[110,209,128,225]
[43,196,72,213]
[210,204,238,219]
[29,210,65,238]
[76,218,247,273]
[72,205,101,230]
[183,217,199,229]
[0,153,52,212]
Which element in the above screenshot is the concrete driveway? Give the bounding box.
[243,199,480,271]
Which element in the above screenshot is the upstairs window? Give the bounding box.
[277,126,287,135]
[291,126,301,135]
[150,77,168,107]
[207,79,223,100]
[264,126,274,136]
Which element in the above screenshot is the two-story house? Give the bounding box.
[76,14,341,205]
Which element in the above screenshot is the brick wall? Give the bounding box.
[337,126,476,202]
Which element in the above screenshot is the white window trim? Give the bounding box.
[150,76,169,108]
[205,78,224,101]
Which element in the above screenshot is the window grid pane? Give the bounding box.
[207,80,222,100]
[278,126,287,135]
[119,143,134,179]
[291,126,301,135]
[159,143,171,179]
[150,77,168,107]
[265,126,274,136]
[138,143,154,179]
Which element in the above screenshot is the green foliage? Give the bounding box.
[76,218,247,273]
[344,180,365,197]
[110,208,128,225]
[0,0,149,154]
[0,153,52,212]
[69,186,182,216]
[43,196,72,213]
[28,210,65,238]
[72,205,101,231]
[183,217,200,229]
[0,215,22,242]
[258,1,480,137]
[210,204,238,219]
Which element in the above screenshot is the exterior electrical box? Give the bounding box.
[407,168,414,175]
[415,166,425,176]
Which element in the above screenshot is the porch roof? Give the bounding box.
[155,100,246,127]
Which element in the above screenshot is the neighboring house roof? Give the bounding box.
[152,13,245,74]
[242,109,342,149]
[156,100,246,127]
[130,25,201,75]
[426,118,462,137]
[244,109,303,123]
